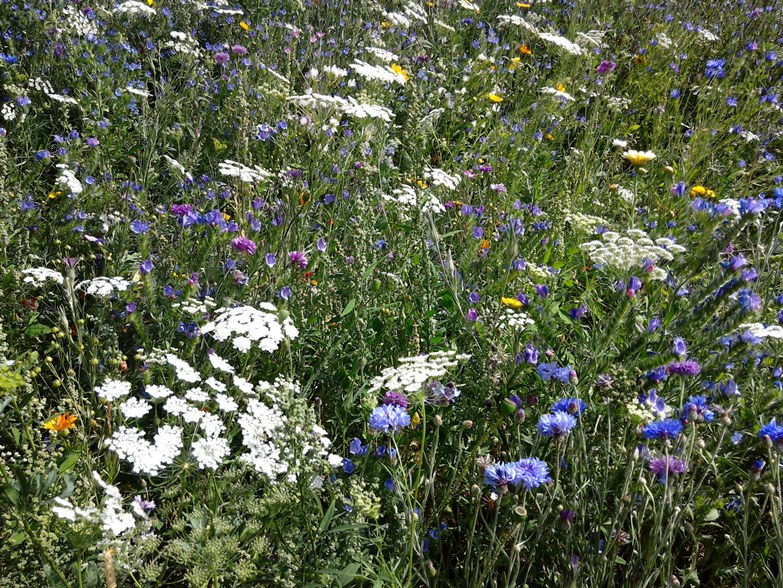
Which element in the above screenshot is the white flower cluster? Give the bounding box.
[120,397,152,419]
[96,378,132,402]
[537,32,584,56]
[565,211,609,233]
[383,2,426,28]
[219,160,271,183]
[56,164,83,195]
[497,14,539,34]
[368,350,470,394]
[541,86,575,102]
[323,65,348,78]
[579,229,685,278]
[349,60,407,85]
[384,185,445,215]
[107,425,183,476]
[165,31,200,57]
[113,1,156,17]
[739,323,783,340]
[423,167,461,191]
[200,303,299,353]
[172,296,216,315]
[497,309,535,332]
[459,0,480,12]
[77,276,131,297]
[288,92,394,123]
[364,47,398,62]
[21,267,64,286]
[53,471,142,537]
[1,102,18,122]
[63,4,98,37]
[237,397,288,478]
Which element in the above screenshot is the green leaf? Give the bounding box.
[318,498,336,533]
[25,323,51,337]
[340,299,356,318]
[703,508,720,522]
[8,531,26,546]
[58,452,81,475]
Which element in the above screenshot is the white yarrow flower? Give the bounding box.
[96,379,132,402]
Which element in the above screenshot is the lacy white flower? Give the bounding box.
[383,185,445,215]
[205,377,227,393]
[538,32,584,56]
[565,211,609,232]
[497,309,536,331]
[113,1,156,17]
[96,379,132,402]
[541,86,576,102]
[21,267,64,286]
[119,397,152,419]
[218,160,271,183]
[165,353,201,383]
[579,229,685,274]
[165,31,200,57]
[172,296,216,315]
[365,47,399,62]
[77,276,131,297]
[323,65,348,78]
[459,0,480,12]
[424,167,461,191]
[192,435,230,469]
[55,164,83,195]
[125,86,151,98]
[207,351,236,374]
[144,384,174,399]
[350,60,407,85]
[497,15,539,34]
[107,425,183,476]
[288,92,394,123]
[739,323,783,340]
[233,374,255,395]
[368,350,470,394]
[237,398,288,479]
[63,4,98,36]
[185,387,210,402]
[162,396,189,416]
[382,11,411,27]
[53,472,139,537]
[215,393,238,412]
[201,304,299,353]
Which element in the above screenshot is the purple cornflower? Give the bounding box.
[537,411,577,437]
[381,391,409,409]
[681,396,715,423]
[673,337,687,357]
[596,60,616,74]
[667,360,702,377]
[649,456,687,483]
[214,51,230,65]
[132,495,156,517]
[643,419,683,441]
[231,236,257,256]
[369,404,410,434]
[289,251,308,269]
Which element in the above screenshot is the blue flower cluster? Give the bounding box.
[483,458,551,490]
[369,404,411,434]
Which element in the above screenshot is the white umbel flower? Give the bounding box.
[119,397,152,419]
[113,1,156,17]
[22,267,64,286]
[56,164,84,195]
[192,435,230,469]
[368,350,470,394]
[201,304,299,353]
[96,379,132,402]
[538,32,584,55]
[219,160,271,183]
[77,276,131,297]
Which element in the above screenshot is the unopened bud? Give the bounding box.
[433,414,442,427]
[462,420,474,429]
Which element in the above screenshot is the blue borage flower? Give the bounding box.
[537,411,577,437]
[643,419,683,440]
[369,404,410,434]
[483,458,551,490]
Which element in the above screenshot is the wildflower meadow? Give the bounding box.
[2,0,783,586]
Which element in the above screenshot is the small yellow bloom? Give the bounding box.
[517,2,532,7]
[508,57,521,71]
[391,63,409,82]
[239,21,250,31]
[411,412,422,428]
[480,239,490,250]
[487,93,503,103]
[146,0,155,5]
[48,190,62,200]
[518,44,532,55]
[556,82,566,92]
[44,412,77,434]
[222,212,231,222]
[501,297,523,310]
[633,54,647,65]
[381,21,393,29]
[622,149,656,166]
[545,133,555,141]
[690,185,716,198]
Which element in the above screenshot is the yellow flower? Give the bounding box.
[44,413,77,435]
[146,0,155,5]
[501,297,522,310]
[690,185,716,198]
[239,21,250,31]
[508,57,521,71]
[518,44,532,55]
[391,63,409,82]
[487,93,503,103]
[48,190,62,200]
[222,212,231,222]
[516,2,532,7]
[545,133,555,141]
[633,54,647,65]
[622,150,657,166]
[411,412,422,428]
[556,82,566,92]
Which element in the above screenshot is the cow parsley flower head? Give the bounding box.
[96,379,132,402]
[200,303,299,353]
[119,397,151,419]
[106,425,183,476]
[22,267,64,286]
[218,160,271,183]
[113,0,156,17]
[77,276,131,297]
[368,350,470,395]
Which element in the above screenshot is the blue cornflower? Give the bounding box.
[681,396,715,423]
[643,419,683,441]
[483,462,520,488]
[758,419,783,446]
[514,458,551,490]
[130,219,150,234]
[673,337,687,357]
[349,438,368,456]
[537,411,577,437]
[705,58,726,79]
[369,404,410,434]
[552,398,587,415]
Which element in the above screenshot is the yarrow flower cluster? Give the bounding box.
[579,229,685,277]
[21,267,64,286]
[218,159,271,183]
[200,303,299,353]
[77,276,131,297]
[368,350,470,394]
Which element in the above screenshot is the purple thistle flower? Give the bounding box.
[667,360,702,377]
[231,236,257,256]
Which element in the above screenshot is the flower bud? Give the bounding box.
[462,420,474,429]
[433,414,442,427]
